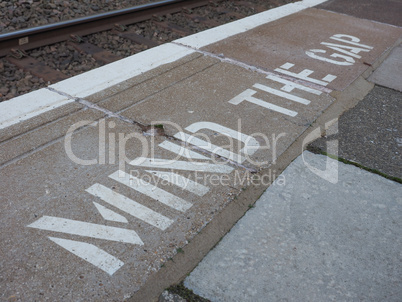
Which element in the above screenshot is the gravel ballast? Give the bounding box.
[0,0,156,34]
[0,0,295,103]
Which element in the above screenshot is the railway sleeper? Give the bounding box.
[152,18,193,36]
[114,30,161,49]
[213,7,244,19]
[7,55,68,84]
[69,41,122,65]
[182,11,221,28]
[235,1,267,13]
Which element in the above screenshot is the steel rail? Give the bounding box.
[0,0,210,57]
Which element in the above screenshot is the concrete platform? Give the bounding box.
[1,117,246,301]
[185,152,402,302]
[201,8,401,90]
[0,0,401,300]
[93,54,335,169]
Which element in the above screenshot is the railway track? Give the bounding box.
[0,0,292,102]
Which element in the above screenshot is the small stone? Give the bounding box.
[30,77,39,84]
[5,93,16,99]
[0,87,10,95]
[30,51,41,58]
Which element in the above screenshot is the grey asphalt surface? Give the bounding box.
[309,85,401,179]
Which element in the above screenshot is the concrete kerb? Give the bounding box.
[361,36,402,80]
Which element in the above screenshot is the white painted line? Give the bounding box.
[228,89,298,117]
[50,43,194,98]
[184,122,260,155]
[322,74,337,82]
[280,62,294,69]
[158,141,209,160]
[49,237,124,275]
[130,157,234,174]
[0,88,73,130]
[93,202,128,223]
[275,65,330,86]
[87,184,173,230]
[174,0,328,49]
[253,83,311,105]
[109,171,193,213]
[265,74,322,95]
[173,132,246,164]
[146,170,210,197]
[27,216,144,245]
[296,0,329,6]
[330,34,373,49]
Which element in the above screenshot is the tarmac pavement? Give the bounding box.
[309,85,401,179]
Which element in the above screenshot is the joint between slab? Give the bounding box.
[172,42,333,94]
[111,57,220,115]
[46,87,146,129]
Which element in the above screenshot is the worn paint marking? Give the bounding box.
[49,237,124,275]
[109,171,193,213]
[93,202,128,223]
[28,216,144,245]
[146,170,210,196]
[130,157,234,173]
[87,184,174,230]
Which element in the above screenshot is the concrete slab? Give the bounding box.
[0,116,250,301]
[310,85,401,179]
[369,44,402,92]
[185,151,402,302]
[111,57,335,168]
[92,53,217,113]
[0,88,75,134]
[202,8,402,91]
[0,101,83,144]
[317,0,402,27]
[0,108,105,166]
[84,53,204,105]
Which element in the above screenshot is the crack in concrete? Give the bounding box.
[45,87,258,173]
